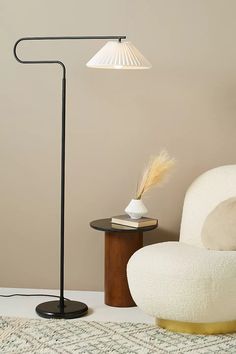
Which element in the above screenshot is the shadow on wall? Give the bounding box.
[144,227,179,246]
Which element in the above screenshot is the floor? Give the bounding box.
[0,288,153,323]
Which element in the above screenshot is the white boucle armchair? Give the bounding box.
[127,165,236,334]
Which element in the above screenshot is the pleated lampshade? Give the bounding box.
[86,41,151,69]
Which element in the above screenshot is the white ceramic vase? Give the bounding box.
[125,199,148,219]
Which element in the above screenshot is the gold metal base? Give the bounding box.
[156,318,236,334]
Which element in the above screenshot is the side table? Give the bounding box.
[90,218,157,307]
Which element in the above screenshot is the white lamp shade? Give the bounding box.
[86,41,151,69]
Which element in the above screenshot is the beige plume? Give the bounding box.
[136,150,175,200]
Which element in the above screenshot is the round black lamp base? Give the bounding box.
[35,300,88,319]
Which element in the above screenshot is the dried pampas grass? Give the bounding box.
[136,150,175,200]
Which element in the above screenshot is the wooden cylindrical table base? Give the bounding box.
[105,231,143,307]
[90,218,157,308]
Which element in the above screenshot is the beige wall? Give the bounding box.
[0,0,236,290]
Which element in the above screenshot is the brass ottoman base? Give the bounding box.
[156,318,236,335]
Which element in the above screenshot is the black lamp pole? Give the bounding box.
[13,35,126,319]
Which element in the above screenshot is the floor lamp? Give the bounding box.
[13,35,151,319]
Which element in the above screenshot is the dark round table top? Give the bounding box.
[90,218,157,233]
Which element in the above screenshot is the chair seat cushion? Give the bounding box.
[127,242,236,322]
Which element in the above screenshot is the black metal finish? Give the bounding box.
[90,218,158,233]
[13,35,126,319]
[36,300,88,319]
[13,36,126,76]
[60,76,66,308]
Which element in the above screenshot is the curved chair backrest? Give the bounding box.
[179,165,236,248]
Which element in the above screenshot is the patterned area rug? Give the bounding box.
[1,316,236,353]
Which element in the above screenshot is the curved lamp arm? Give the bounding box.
[13,36,126,77]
